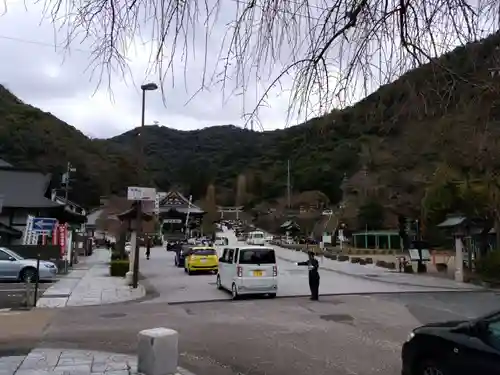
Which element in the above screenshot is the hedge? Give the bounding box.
[111,251,129,261]
[110,260,130,277]
[403,265,414,273]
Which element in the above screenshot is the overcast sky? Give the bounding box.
[0,0,490,139]
[0,0,322,138]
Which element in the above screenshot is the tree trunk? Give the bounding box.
[116,222,128,259]
[495,215,500,252]
[479,219,493,259]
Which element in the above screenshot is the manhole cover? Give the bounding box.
[320,314,354,323]
[100,313,127,319]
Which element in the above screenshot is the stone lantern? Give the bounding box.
[437,213,468,282]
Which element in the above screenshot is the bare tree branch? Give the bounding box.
[35,0,500,127]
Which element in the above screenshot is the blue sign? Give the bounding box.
[32,217,58,232]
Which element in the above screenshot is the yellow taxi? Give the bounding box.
[185,247,219,275]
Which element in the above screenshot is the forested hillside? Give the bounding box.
[1,33,500,213]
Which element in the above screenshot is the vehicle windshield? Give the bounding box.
[239,249,276,264]
[192,248,217,256]
[253,233,264,238]
[0,247,24,260]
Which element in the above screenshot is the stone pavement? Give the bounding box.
[36,249,145,308]
[0,348,195,375]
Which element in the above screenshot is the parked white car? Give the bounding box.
[0,247,58,282]
[216,246,278,299]
[214,236,228,246]
[246,231,266,246]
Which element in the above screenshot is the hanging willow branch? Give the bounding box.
[38,0,500,126]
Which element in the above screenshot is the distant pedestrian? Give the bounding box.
[145,237,151,260]
[296,251,320,301]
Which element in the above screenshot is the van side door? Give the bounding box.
[219,248,229,288]
[226,248,236,284]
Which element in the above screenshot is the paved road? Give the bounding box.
[0,282,50,309]
[3,232,499,375]
[139,229,483,304]
[2,291,499,375]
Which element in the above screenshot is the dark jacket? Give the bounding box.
[298,258,320,278]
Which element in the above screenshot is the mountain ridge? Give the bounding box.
[1,32,500,219]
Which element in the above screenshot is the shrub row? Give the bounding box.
[110,260,130,277]
[111,251,129,261]
[436,263,448,273]
[476,252,500,281]
[349,257,374,265]
[347,249,398,255]
[375,260,396,270]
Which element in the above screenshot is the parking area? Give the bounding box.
[139,230,483,305]
[0,282,51,309]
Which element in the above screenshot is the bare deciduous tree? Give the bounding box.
[235,173,247,206]
[202,183,217,235]
[40,0,500,123]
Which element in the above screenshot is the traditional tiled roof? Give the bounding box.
[0,167,61,209]
[159,191,204,214]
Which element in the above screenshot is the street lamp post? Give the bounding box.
[132,82,158,289]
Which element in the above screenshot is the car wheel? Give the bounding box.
[231,283,239,300]
[216,275,222,290]
[20,267,37,283]
[268,293,276,298]
[417,359,447,375]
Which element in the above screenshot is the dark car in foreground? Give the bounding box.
[402,309,500,375]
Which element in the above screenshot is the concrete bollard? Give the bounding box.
[138,327,179,375]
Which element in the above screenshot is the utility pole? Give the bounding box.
[62,162,76,206]
[287,160,291,209]
[61,162,75,273]
[132,83,158,289]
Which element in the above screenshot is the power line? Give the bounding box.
[0,34,89,53]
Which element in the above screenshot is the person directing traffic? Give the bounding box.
[296,251,320,300]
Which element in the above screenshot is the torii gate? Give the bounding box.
[217,206,243,220]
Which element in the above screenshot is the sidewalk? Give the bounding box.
[0,348,195,375]
[272,244,485,291]
[36,249,145,308]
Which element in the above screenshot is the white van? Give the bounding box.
[214,236,229,246]
[246,231,265,246]
[216,246,278,299]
